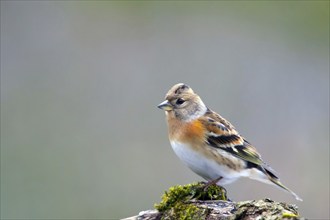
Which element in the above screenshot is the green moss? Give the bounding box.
[154,182,227,220]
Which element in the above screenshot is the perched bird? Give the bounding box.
[158,83,302,201]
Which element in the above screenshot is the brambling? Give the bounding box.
[158,83,302,201]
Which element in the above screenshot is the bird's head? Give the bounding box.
[157,83,207,121]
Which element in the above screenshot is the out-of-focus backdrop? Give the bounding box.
[1,1,329,219]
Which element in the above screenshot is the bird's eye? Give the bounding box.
[176,98,185,105]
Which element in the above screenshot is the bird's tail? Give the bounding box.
[264,167,303,201]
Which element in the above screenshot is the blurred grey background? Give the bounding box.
[1,1,329,219]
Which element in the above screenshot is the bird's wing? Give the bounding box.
[201,110,303,201]
[201,110,264,166]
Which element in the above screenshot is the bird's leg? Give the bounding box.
[203,176,223,191]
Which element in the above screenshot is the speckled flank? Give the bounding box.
[208,147,246,171]
[170,140,246,185]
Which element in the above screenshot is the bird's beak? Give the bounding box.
[157,100,173,111]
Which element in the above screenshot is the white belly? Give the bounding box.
[170,141,246,185]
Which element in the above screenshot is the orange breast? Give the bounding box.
[176,119,206,144]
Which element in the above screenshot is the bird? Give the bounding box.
[157,83,302,201]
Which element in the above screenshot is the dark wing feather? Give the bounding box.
[201,109,264,166]
[207,136,264,166]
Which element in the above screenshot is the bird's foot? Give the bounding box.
[203,176,223,192]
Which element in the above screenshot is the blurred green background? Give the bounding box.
[1,1,329,219]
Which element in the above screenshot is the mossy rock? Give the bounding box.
[154,182,227,220]
[123,183,303,220]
